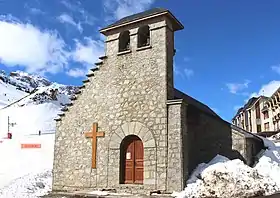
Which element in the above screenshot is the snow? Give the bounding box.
[0,102,61,138]
[0,70,75,197]
[0,81,27,109]
[0,134,54,197]
[173,140,280,198]
[0,135,54,188]
[0,170,52,198]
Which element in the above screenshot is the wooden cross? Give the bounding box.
[84,123,105,169]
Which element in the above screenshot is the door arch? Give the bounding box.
[120,135,144,184]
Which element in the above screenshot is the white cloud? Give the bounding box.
[60,0,95,26]
[271,64,280,75]
[24,2,45,15]
[57,13,83,33]
[174,64,180,76]
[174,63,194,79]
[0,20,68,74]
[226,80,251,94]
[184,68,194,78]
[66,68,87,78]
[29,7,45,15]
[71,37,103,67]
[249,80,280,98]
[66,37,104,78]
[104,0,155,20]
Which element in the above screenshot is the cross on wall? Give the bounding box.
[84,123,105,169]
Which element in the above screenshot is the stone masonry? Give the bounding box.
[52,8,264,195]
[53,10,181,193]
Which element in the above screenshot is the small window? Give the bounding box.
[264,122,270,131]
[263,111,269,119]
[137,25,150,48]
[257,124,262,132]
[119,31,130,52]
[255,101,260,119]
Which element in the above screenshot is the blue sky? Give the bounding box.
[0,0,280,121]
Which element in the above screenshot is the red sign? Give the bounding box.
[21,144,41,148]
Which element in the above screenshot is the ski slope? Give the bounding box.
[0,102,61,138]
[0,81,27,109]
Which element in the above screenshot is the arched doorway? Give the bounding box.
[120,135,144,184]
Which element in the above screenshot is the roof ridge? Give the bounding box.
[100,7,183,32]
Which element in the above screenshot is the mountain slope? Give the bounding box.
[0,70,78,138]
[0,81,27,108]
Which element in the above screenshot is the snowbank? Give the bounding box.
[0,170,52,198]
[173,140,280,198]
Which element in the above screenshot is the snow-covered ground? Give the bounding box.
[173,138,280,198]
[0,134,54,198]
[0,71,74,197]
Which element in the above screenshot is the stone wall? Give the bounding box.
[53,16,177,193]
[232,127,264,166]
[186,105,233,173]
[185,105,264,174]
[166,100,186,192]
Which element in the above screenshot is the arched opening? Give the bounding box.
[137,25,150,48]
[120,135,143,184]
[119,30,130,52]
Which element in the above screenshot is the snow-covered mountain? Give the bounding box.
[0,70,78,137]
[0,70,78,109]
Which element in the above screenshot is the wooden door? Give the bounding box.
[124,136,143,184]
[134,139,144,184]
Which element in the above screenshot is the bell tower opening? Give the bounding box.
[137,25,150,48]
[119,30,130,52]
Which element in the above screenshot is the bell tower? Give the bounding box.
[97,9,184,190]
[100,8,184,100]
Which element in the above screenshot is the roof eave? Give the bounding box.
[99,11,184,34]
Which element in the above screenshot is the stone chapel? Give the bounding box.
[52,8,265,194]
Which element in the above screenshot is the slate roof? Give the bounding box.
[100,8,183,32]
[244,97,258,109]
[173,89,264,143]
[231,124,264,140]
[174,88,219,118]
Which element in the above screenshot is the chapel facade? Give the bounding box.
[52,8,264,194]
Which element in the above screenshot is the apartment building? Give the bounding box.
[232,96,273,133]
[264,87,280,131]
